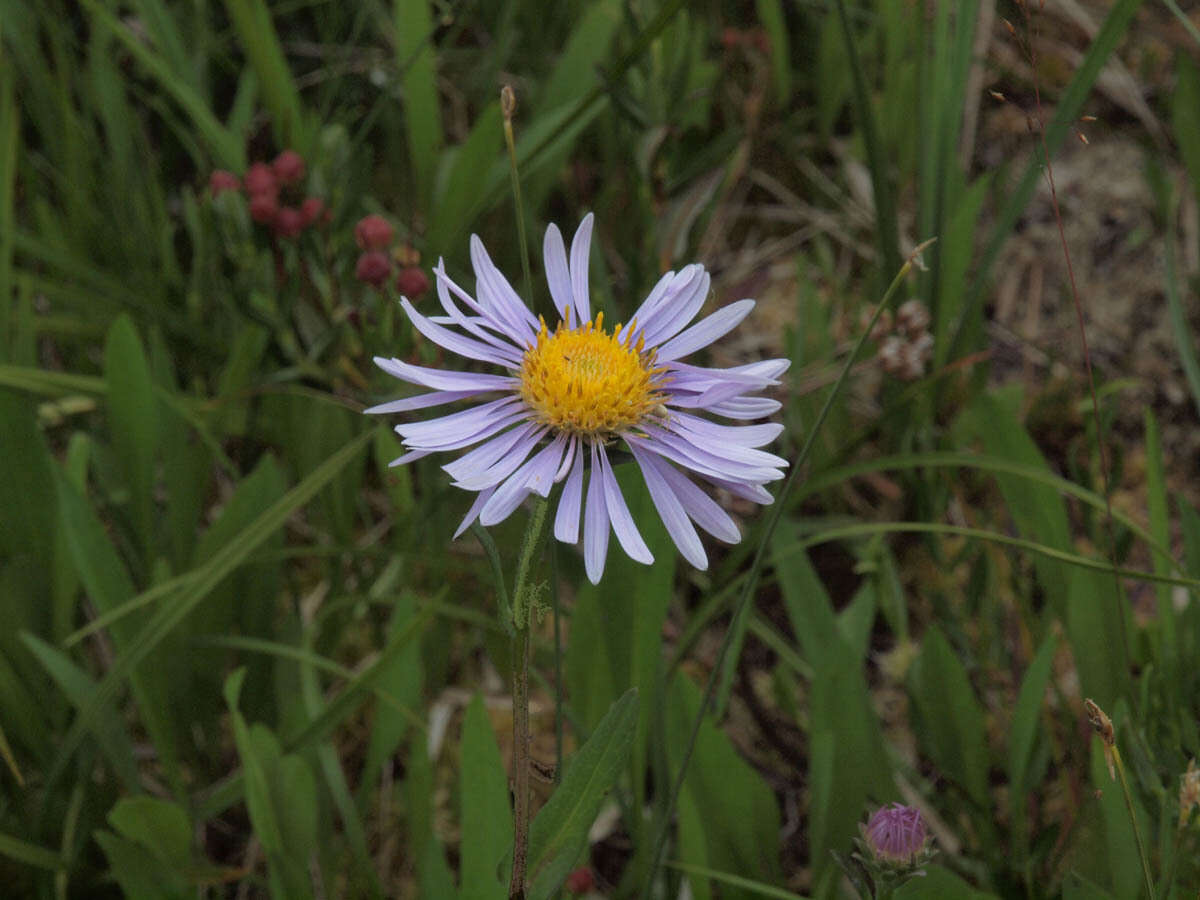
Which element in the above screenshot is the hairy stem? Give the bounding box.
[508,497,549,899]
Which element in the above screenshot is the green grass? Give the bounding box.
[2,1,1200,898]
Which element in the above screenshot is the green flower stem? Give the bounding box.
[640,244,929,898]
[1112,745,1155,900]
[509,496,549,900]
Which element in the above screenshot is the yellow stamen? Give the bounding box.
[519,312,667,436]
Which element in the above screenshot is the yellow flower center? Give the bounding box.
[518,312,667,436]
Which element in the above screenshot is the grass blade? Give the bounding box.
[45,428,376,789]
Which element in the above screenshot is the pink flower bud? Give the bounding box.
[244,162,277,197]
[248,191,279,224]
[864,804,928,863]
[394,266,430,298]
[354,214,394,251]
[274,206,305,239]
[209,170,241,196]
[355,251,391,288]
[300,197,325,227]
[272,149,306,185]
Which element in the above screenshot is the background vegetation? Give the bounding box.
[2,0,1200,896]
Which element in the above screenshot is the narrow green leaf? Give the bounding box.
[96,832,187,900]
[222,0,306,149]
[20,633,140,792]
[460,695,512,900]
[105,314,159,556]
[0,44,17,354]
[1145,410,1177,680]
[526,689,639,899]
[773,531,890,879]
[429,103,502,254]
[754,0,791,102]
[1007,634,1057,794]
[108,796,192,869]
[78,0,244,168]
[395,0,441,208]
[0,830,64,871]
[832,0,901,283]
[665,676,782,898]
[908,625,989,807]
[195,608,432,821]
[47,428,376,785]
[224,670,285,855]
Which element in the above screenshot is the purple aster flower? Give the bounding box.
[367,213,789,583]
[863,804,928,864]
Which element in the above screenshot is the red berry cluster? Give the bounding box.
[353,214,430,297]
[208,149,327,239]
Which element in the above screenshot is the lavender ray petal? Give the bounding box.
[664,380,763,410]
[389,448,434,467]
[637,425,784,483]
[569,213,594,325]
[470,235,539,340]
[655,299,756,362]
[554,444,585,543]
[639,267,710,349]
[449,425,546,490]
[523,433,568,499]
[708,396,783,419]
[395,396,521,445]
[477,434,566,525]
[543,223,573,321]
[402,298,524,367]
[664,427,787,469]
[453,487,496,539]
[619,270,676,342]
[583,441,610,584]
[553,435,578,483]
[643,450,741,543]
[709,475,775,505]
[435,261,529,351]
[443,421,541,481]
[628,442,706,569]
[596,444,653,564]
[668,412,785,450]
[727,358,791,380]
[374,356,517,392]
[435,259,521,341]
[365,389,492,415]
[400,408,528,454]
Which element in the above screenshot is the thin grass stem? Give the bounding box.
[1112,746,1156,900]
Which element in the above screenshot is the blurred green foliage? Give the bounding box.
[2,0,1200,898]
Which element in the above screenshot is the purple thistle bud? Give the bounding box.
[864,804,927,863]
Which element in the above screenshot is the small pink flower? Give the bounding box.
[394,266,430,298]
[209,170,240,196]
[273,206,305,239]
[355,251,391,288]
[244,162,277,197]
[354,214,394,251]
[864,804,927,863]
[248,192,278,224]
[300,197,326,227]
[272,149,306,184]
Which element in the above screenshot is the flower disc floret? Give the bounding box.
[519,312,666,437]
